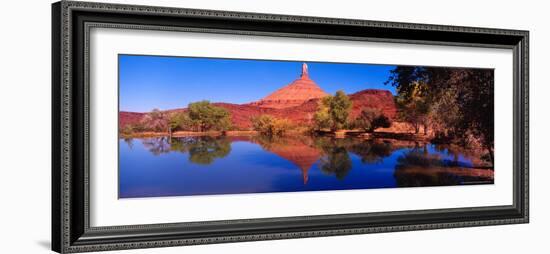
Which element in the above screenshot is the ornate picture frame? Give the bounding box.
[52,1,529,253]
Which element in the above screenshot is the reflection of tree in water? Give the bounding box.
[141,137,172,155]
[319,146,352,180]
[393,145,492,187]
[170,137,231,165]
[312,137,399,180]
[314,137,352,180]
[253,135,397,182]
[140,136,231,165]
[431,144,461,167]
[348,140,393,164]
[123,138,134,150]
[394,148,461,187]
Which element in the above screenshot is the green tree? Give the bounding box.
[313,91,352,132]
[316,139,352,180]
[394,80,430,134]
[354,108,391,133]
[167,112,194,133]
[328,91,352,131]
[313,96,333,131]
[188,101,231,132]
[429,86,461,138]
[386,66,494,164]
[446,69,494,163]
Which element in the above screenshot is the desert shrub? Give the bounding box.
[354,108,391,133]
[251,115,292,137]
[140,108,169,132]
[120,125,134,136]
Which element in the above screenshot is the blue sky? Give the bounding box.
[119,55,397,112]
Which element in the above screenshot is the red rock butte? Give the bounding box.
[250,63,329,109]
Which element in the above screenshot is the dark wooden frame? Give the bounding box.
[52,1,529,253]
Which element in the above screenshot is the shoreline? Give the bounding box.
[120,129,432,142]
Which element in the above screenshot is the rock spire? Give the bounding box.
[250,63,328,109]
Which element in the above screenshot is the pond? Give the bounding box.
[119,135,494,198]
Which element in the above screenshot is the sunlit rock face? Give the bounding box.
[249,63,329,109]
[348,89,397,119]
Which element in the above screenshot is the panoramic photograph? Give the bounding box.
[118,55,494,198]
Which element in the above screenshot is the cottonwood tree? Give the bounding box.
[167,112,192,137]
[328,91,352,131]
[187,100,231,132]
[386,66,494,164]
[313,96,333,131]
[313,91,352,132]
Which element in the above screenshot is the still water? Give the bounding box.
[119,136,493,198]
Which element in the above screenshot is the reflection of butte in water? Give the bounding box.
[262,140,321,184]
[229,136,320,184]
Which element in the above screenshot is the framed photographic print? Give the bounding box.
[52,1,529,253]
